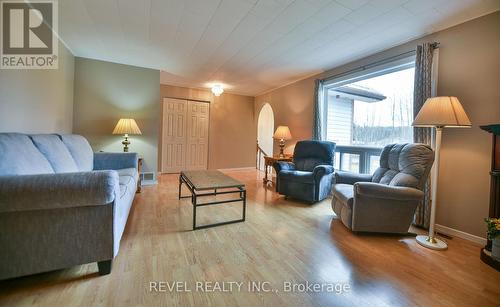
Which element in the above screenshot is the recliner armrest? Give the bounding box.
[335,171,372,185]
[313,165,334,181]
[273,161,295,173]
[354,182,423,201]
[0,171,119,213]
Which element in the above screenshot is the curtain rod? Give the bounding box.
[322,42,439,83]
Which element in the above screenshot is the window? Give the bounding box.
[323,55,415,173]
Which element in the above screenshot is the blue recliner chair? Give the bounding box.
[274,140,336,203]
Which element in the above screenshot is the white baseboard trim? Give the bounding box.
[141,180,158,186]
[435,224,486,246]
[217,167,256,172]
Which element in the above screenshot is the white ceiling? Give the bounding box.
[60,0,500,96]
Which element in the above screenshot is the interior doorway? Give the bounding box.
[257,103,274,171]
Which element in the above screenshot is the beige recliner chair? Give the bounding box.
[332,143,434,234]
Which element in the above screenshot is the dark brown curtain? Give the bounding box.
[413,43,435,228]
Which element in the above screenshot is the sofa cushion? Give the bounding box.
[59,134,94,171]
[119,175,133,186]
[0,133,54,175]
[119,184,128,199]
[118,168,137,185]
[332,183,354,209]
[116,168,137,197]
[117,168,138,179]
[113,168,137,256]
[30,134,79,173]
[279,170,314,184]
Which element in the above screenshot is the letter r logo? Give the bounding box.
[2,1,53,54]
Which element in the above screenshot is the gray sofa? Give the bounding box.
[332,143,434,234]
[0,133,138,279]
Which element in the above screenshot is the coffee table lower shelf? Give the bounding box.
[179,172,246,230]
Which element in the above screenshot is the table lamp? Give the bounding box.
[273,126,292,158]
[413,96,471,250]
[112,118,142,152]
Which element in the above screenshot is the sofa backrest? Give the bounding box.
[0,133,54,175]
[371,143,434,189]
[59,134,94,171]
[30,134,79,173]
[293,140,336,171]
[0,133,94,175]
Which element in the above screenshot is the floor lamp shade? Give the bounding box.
[413,96,471,128]
[113,119,142,152]
[413,96,471,251]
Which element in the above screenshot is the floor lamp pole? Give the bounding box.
[416,126,448,250]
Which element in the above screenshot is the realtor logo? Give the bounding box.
[1,0,58,69]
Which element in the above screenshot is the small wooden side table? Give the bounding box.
[263,156,293,185]
[137,157,143,193]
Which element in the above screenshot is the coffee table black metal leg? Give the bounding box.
[242,190,246,221]
[186,185,247,230]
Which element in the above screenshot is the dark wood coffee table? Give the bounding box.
[179,170,246,230]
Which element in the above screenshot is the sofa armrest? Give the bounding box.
[94,152,138,170]
[273,161,295,173]
[0,171,118,213]
[354,182,423,201]
[313,165,334,181]
[335,171,372,185]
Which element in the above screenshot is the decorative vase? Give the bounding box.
[493,237,500,260]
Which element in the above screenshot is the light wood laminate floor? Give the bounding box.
[1,170,499,306]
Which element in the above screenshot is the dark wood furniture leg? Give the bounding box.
[263,162,269,183]
[136,158,143,193]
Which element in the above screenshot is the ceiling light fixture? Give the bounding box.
[211,84,224,96]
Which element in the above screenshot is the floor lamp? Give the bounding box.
[413,96,471,250]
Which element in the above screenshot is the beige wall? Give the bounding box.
[255,77,316,156]
[0,42,74,133]
[160,85,256,170]
[73,58,160,173]
[255,11,500,238]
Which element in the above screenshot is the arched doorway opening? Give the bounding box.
[257,103,274,171]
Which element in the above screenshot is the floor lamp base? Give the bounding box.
[416,235,447,250]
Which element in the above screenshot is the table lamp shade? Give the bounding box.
[273,126,292,140]
[413,96,471,128]
[112,119,142,135]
